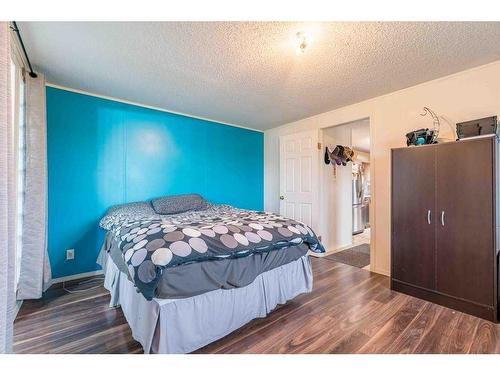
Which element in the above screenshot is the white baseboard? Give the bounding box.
[308,243,357,257]
[371,266,390,277]
[51,270,104,284]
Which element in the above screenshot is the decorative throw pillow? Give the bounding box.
[151,194,210,215]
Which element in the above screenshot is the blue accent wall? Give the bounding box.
[47,87,264,278]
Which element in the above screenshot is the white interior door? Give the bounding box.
[279,130,320,232]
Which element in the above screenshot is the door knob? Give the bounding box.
[279,195,285,200]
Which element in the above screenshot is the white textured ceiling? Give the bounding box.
[18,22,500,130]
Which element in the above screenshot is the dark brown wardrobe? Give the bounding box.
[391,135,499,322]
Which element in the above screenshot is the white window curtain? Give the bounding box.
[16,71,52,299]
[14,61,25,289]
[0,21,16,354]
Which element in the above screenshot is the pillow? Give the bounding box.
[99,201,156,230]
[151,193,210,215]
[107,201,156,217]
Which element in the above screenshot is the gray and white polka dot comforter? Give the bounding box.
[101,205,325,300]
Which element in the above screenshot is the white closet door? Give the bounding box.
[279,130,319,231]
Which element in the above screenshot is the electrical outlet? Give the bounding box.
[66,249,75,260]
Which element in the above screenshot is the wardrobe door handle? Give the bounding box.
[427,210,431,225]
[441,211,445,226]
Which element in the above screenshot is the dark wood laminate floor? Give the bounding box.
[14,257,500,354]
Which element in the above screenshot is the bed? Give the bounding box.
[97,194,324,353]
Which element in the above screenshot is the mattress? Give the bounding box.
[99,204,324,300]
[101,232,309,299]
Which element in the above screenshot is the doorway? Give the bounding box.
[319,118,372,270]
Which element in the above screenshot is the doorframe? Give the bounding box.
[317,117,377,274]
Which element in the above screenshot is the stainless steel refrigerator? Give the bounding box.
[352,174,365,235]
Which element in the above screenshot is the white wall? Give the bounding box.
[264,60,500,276]
[321,126,352,252]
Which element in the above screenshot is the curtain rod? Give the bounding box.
[10,21,37,78]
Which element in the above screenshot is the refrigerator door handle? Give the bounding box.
[441,211,445,226]
[427,210,431,225]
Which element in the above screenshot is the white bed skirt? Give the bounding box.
[103,254,313,354]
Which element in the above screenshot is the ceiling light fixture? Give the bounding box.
[295,31,313,55]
